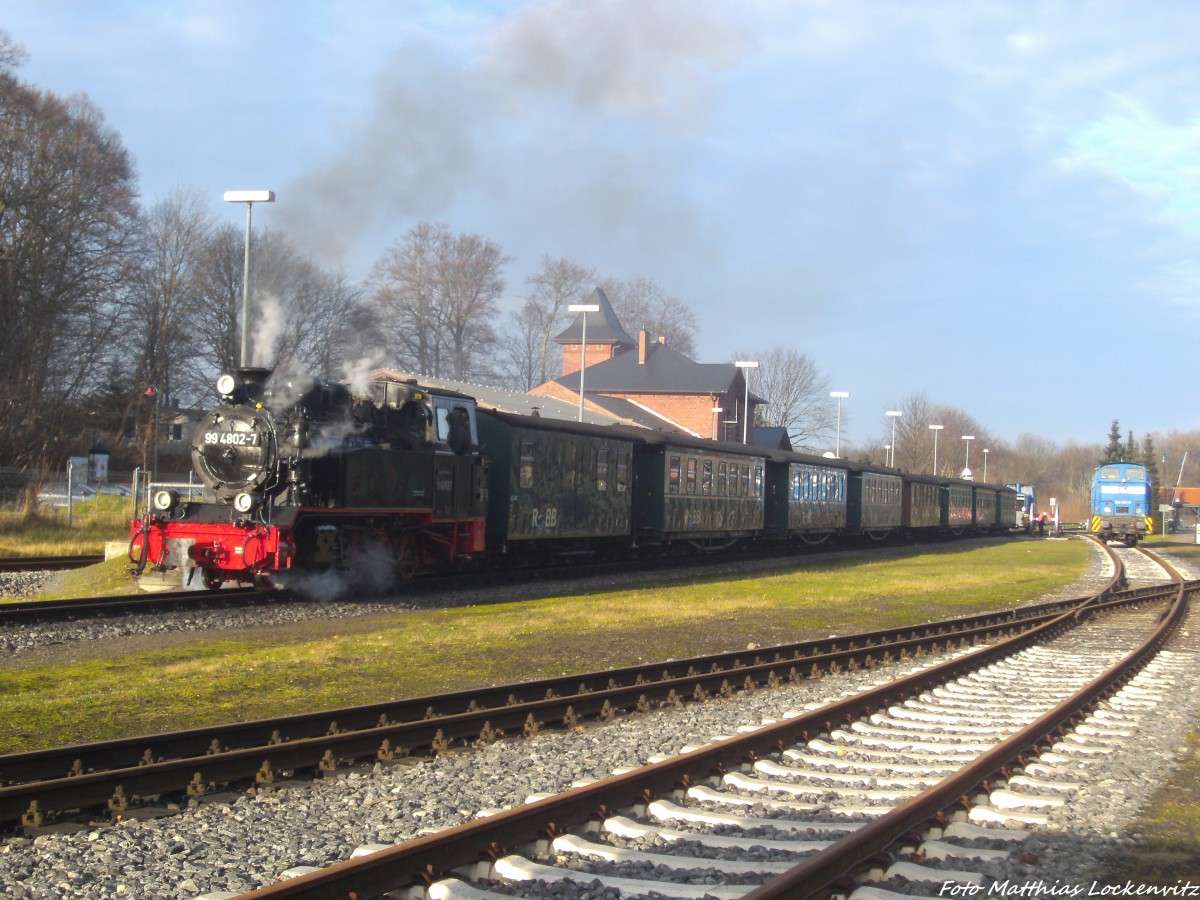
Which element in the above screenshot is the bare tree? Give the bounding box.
[182,223,243,400]
[437,231,510,380]
[0,29,28,72]
[370,222,449,376]
[119,190,215,451]
[179,225,369,404]
[496,299,548,391]
[520,256,596,387]
[0,68,140,468]
[369,222,510,380]
[733,346,834,452]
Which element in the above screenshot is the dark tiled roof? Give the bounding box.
[552,286,636,347]
[555,340,765,402]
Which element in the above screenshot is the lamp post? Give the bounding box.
[929,424,943,474]
[224,190,275,368]
[885,410,902,467]
[982,448,989,482]
[711,406,723,441]
[568,303,600,422]
[961,435,975,479]
[830,391,849,457]
[735,361,758,444]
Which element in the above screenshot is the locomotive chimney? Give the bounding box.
[236,367,273,402]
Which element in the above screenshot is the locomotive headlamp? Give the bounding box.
[216,373,238,400]
[152,489,180,512]
[233,492,260,514]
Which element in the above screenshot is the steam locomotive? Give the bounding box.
[130,368,1018,592]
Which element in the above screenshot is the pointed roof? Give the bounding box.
[552,286,636,347]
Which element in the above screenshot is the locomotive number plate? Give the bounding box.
[203,431,259,447]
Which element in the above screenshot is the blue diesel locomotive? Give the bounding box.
[1089,462,1153,546]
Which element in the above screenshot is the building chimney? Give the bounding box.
[639,330,648,365]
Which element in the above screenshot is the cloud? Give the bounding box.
[273,0,751,269]
[1059,97,1200,233]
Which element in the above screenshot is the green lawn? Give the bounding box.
[0,538,1090,753]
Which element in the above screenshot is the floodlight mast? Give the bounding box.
[223,190,275,367]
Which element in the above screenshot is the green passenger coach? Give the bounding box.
[476,409,636,555]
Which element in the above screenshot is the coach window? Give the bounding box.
[702,459,713,495]
[596,447,608,492]
[742,464,751,498]
[616,449,629,492]
[669,456,681,494]
[686,457,697,494]
[717,461,727,496]
[754,465,763,498]
[791,469,800,501]
[519,440,534,488]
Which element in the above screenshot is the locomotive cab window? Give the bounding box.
[432,399,474,453]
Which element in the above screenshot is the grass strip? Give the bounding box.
[0,539,1088,754]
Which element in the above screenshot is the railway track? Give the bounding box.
[231,544,1193,899]
[0,584,291,624]
[0,554,103,573]
[0,581,1121,832]
[0,543,1128,822]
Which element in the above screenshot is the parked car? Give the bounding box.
[37,483,99,507]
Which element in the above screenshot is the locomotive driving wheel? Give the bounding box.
[199,567,225,591]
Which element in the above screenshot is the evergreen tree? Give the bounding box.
[1141,434,1161,510]
[1102,420,1124,464]
[1123,430,1138,462]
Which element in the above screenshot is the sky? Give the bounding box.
[5,0,1200,451]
